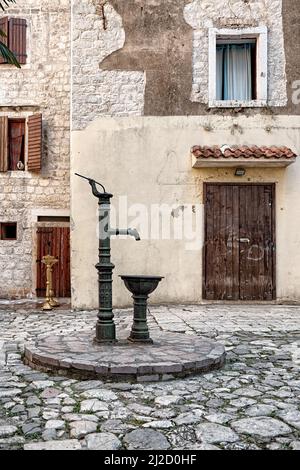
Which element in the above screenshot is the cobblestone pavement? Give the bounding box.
[0,304,299,450]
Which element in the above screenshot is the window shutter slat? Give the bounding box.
[0,116,8,172]
[0,17,9,64]
[8,18,27,65]
[27,114,42,172]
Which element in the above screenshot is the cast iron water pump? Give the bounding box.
[76,173,141,343]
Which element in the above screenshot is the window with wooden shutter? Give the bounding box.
[0,116,8,172]
[8,18,27,65]
[8,118,25,171]
[27,114,42,172]
[0,17,9,64]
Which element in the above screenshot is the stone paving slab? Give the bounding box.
[23,331,226,382]
[0,304,300,450]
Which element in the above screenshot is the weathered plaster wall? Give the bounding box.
[70,0,300,308]
[71,115,300,309]
[0,0,70,298]
[71,0,300,120]
[283,0,300,111]
[72,0,145,130]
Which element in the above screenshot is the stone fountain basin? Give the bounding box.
[120,275,164,296]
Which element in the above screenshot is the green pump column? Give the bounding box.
[95,192,117,343]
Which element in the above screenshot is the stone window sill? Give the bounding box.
[0,171,34,178]
[209,100,267,109]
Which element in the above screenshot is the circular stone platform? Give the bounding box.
[24,331,226,382]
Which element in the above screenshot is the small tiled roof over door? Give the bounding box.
[191,145,297,159]
[191,145,297,168]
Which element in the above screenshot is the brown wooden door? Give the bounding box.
[36,227,71,298]
[204,184,276,301]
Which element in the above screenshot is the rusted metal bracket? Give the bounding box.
[95,1,108,30]
[101,4,107,30]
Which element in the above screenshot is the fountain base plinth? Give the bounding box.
[24,330,226,383]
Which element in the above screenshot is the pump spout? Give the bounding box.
[109,228,141,241]
[127,228,141,241]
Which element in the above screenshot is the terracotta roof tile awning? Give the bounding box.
[191,145,297,168]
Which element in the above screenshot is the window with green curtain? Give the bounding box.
[216,43,255,101]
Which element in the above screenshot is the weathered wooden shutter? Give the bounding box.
[0,116,8,172]
[27,114,42,172]
[0,17,9,64]
[8,18,27,64]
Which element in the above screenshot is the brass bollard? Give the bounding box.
[42,255,60,311]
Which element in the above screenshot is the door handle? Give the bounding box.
[239,238,250,244]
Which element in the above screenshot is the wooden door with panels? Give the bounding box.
[36,227,71,298]
[203,184,276,301]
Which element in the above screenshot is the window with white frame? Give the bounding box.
[209,27,268,108]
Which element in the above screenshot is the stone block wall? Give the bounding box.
[0,0,70,298]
